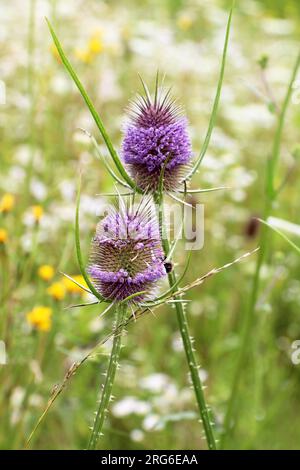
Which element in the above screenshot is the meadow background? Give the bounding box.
[1,0,300,450]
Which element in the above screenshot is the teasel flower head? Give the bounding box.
[88,199,166,302]
[121,78,193,193]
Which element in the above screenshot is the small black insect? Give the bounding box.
[163,261,173,273]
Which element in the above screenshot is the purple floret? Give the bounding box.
[121,87,193,192]
[88,202,166,302]
[123,119,191,173]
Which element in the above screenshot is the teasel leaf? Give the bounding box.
[46,19,138,191]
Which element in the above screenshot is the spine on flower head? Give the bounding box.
[88,199,166,302]
[121,79,193,193]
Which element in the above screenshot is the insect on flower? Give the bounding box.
[163,259,173,274]
[121,77,193,193]
[88,198,166,302]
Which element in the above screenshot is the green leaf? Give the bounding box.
[184,3,234,181]
[46,18,138,191]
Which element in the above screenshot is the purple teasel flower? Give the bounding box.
[88,199,166,302]
[121,81,193,193]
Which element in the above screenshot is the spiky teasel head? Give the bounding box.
[88,198,166,302]
[121,77,193,193]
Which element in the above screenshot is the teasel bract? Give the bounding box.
[88,198,166,302]
[121,79,193,193]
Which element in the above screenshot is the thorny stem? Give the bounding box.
[154,193,216,450]
[220,50,300,449]
[87,304,127,450]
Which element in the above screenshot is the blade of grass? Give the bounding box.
[267,51,300,199]
[184,3,234,182]
[258,218,300,256]
[46,18,138,191]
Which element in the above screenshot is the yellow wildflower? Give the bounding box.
[63,274,87,294]
[0,194,15,213]
[88,33,103,55]
[0,228,8,244]
[74,48,93,64]
[177,14,194,31]
[32,205,44,223]
[26,306,52,332]
[38,265,55,282]
[75,31,103,64]
[47,282,66,301]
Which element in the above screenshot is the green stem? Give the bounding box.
[87,304,127,450]
[154,193,216,450]
[46,19,138,191]
[220,50,300,449]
